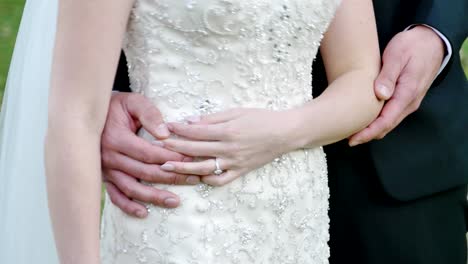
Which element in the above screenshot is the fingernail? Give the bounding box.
[136,210,146,218]
[186,176,200,185]
[163,198,179,207]
[377,84,391,99]
[161,163,175,171]
[152,140,164,147]
[156,124,170,138]
[186,115,200,123]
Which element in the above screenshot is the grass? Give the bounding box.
[0,1,467,104]
[0,0,25,104]
[462,39,468,77]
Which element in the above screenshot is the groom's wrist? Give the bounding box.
[405,24,452,77]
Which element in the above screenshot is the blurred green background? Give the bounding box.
[0,0,467,105]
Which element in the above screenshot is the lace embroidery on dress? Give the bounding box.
[101,0,341,263]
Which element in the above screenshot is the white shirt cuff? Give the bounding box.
[405,24,452,77]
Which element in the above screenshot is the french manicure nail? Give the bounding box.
[377,84,391,99]
[161,163,175,171]
[186,115,201,123]
[156,124,170,138]
[186,176,200,185]
[163,198,179,207]
[152,140,164,147]
[349,140,361,147]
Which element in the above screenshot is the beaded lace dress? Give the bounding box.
[101,0,341,263]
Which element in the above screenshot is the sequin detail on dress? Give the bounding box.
[101,0,341,263]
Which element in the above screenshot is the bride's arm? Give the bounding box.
[290,0,382,148]
[45,0,134,263]
[155,0,383,186]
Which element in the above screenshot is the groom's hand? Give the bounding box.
[101,92,199,218]
[349,25,445,146]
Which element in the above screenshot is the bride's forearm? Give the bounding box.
[44,0,134,262]
[281,0,382,150]
[287,69,383,149]
[45,126,102,264]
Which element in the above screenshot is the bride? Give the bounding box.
[1,0,382,263]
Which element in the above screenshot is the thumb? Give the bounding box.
[374,51,404,100]
[125,94,169,139]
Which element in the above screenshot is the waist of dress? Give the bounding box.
[137,90,313,123]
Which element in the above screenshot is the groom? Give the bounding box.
[104,0,468,263]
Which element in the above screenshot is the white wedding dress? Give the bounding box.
[101,0,341,263]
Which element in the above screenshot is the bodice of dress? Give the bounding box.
[124,0,341,121]
[101,1,341,263]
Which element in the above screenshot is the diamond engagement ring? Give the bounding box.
[214,158,223,176]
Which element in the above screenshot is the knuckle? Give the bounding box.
[154,169,173,183]
[376,134,386,140]
[226,142,240,154]
[102,171,113,182]
[139,149,155,164]
[109,195,120,207]
[381,123,392,133]
[161,171,182,185]
[121,184,136,198]
[411,101,422,112]
[101,132,119,149]
[388,121,398,131]
[148,190,165,205]
[383,44,400,61]
[382,47,395,62]
[393,31,407,42]
[137,169,153,182]
[107,190,118,204]
[169,174,181,185]
[104,170,118,182]
[152,194,164,205]
[101,152,114,167]
[122,203,137,215]
[231,152,246,165]
[170,174,180,185]
[135,165,155,181]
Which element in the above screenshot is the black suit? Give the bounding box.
[114,0,468,263]
[312,0,468,263]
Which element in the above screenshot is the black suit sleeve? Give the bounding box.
[112,51,132,92]
[369,0,468,201]
[412,0,468,83]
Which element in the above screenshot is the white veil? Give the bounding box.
[0,0,59,263]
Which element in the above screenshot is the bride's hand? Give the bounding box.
[159,108,300,186]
